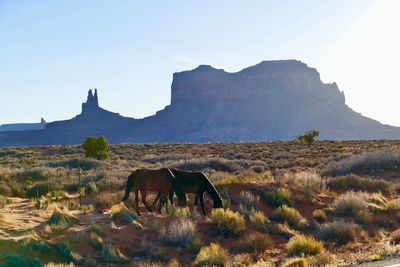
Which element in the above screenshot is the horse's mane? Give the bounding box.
[200,172,222,204]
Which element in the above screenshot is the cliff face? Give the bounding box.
[133,60,396,142]
[1,60,400,146]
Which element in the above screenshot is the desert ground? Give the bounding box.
[1,140,400,266]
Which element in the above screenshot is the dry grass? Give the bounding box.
[193,243,229,267]
[286,235,324,256]
[272,205,307,229]
[210,208,245,236]
[316,220,365,246]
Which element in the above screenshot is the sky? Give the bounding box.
[1,1,399,126]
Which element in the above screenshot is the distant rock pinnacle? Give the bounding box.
[82,89,100,114]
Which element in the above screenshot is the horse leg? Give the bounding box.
[168,191,174,206]
[134,190,140,216]
[141,191,153,212]
[199,193,206,215]
[152,192,161,208]
[159,193,168,214]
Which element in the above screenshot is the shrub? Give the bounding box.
[45,263,75,267]
[46,206,78,228]
[90,221,105,236]
[162,218,198,247]
[307,251,334,266]
[48,158,105,170]
[100,242,129,264]
[286,235,324,256]
[280,172,322,196]
[247,233,272,253]
[89,232,103,251]
[297,130,319,144]
[327,175,395,195]
[272,205,307,229]
[237,190,260,210]
[82,136,110,160]
[261,188,293,208]
[3,255,43,267]
[281,257,308,267]
[249,210,269,232]
[193,243,229,267]
[390,229,400,245]
[210,208,245,236]
[0,194,11,208]
[316,220,364,245]
[110,203,141,225]
[26,182,64,198]
[311,209,327,224]
[331,191,368,218]
[269,223,298,238]
[321,149,400,177]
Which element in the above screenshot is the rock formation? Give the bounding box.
[1,60,400,146]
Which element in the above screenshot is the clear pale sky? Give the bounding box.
[1,1,399,125]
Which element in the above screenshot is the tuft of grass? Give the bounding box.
[261,188,293,208]
[281,257,308,267]
[327,174,395,195]
[311,209,327,224]
[306,251,335,267]
[246,233,272,254]
[249,210,269,232]
[286,235,324,256]
[316,220,364,246]
[331,191,368,218]
[237,190,260,210]
[89,232,103,251]
[110,202,142,227]
[390,229,400,245]
[193,243,229,267]
[0,194,11,208]
[269,223,298,239]
[100,242,129,264]
[272,205,307,229]
[162,218,198,248]
[210,208,245,236]
[46,206,78,228]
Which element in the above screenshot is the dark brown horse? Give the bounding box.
[122,168,187,215]
[153,168,223,215]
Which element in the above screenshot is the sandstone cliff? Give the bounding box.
[1,60,400,146]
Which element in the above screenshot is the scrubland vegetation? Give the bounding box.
[0,140,400,266]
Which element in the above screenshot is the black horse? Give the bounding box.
[153,168,223,215]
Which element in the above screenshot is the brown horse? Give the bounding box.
[122,168,187,215]
[153,168,223,215]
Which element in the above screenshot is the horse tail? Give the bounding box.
[168,169,187,207]
[122,171,136,201]
[201,172,223,208]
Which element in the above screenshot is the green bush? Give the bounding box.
[261,188,293,208]
[210,208,245,236]
[286,234,324,256]
[297,130,319,144]
[82,136,110,160]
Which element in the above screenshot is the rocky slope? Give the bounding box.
[1,60,400,146]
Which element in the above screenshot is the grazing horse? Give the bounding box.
[122,168,187,215]
[153,168,223,215]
